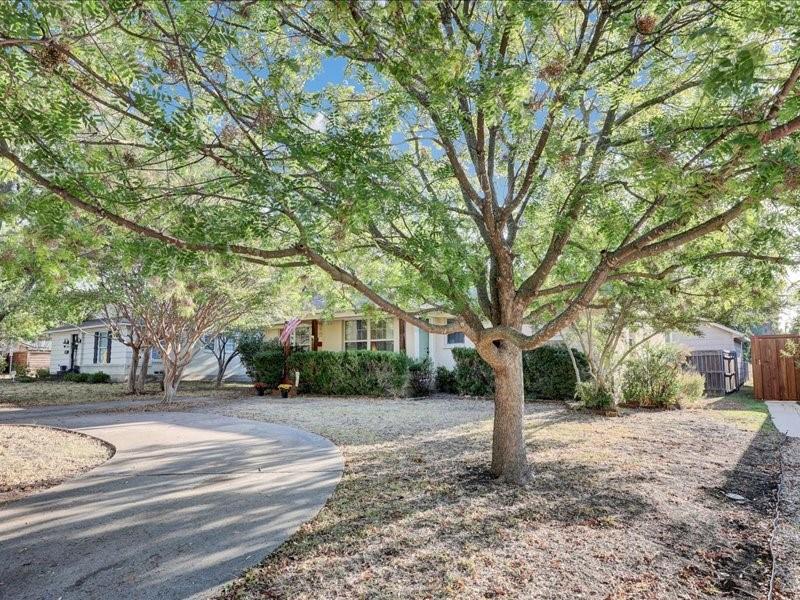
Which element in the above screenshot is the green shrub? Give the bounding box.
[238,336,285,388]
[575,380,615,408]
[288,351,410,396]
[678,371,706,404]
[523,346,591,400]
[452,347,495,396]
[64,372,90,383]
[35,368,50,380]
[407,358,432,397]
[89,371,111,384]
[13,362,28,378]
[16,375,36,383]
[451,346,590,400]
[435,366,458,393]
[621,345,687,408]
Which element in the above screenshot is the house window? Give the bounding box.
[151,348,162,361]
[344,319,394,351]
[446,319,465,346]
[292,325,312,350]
[93,331,112,364]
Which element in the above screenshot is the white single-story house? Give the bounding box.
[45,319,248,382]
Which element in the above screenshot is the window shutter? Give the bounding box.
[93,332,99,364]
[106,331,112,363]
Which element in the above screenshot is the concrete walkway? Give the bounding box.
[767,401,800,438]
[0,410,343,600]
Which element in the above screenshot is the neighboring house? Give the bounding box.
[661,322,745,356]
[2,339,51,375]
[45,319,248,383]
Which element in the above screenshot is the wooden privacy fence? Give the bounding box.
[752,334,800,401]
[687,350,744,395]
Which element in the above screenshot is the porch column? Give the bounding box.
[311,319,320,351]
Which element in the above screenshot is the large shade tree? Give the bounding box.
[1,1,800,482]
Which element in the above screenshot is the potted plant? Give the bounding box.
[253,382,269,397]
[277,383,292,398]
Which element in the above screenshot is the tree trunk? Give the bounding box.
[162,360,184,403]
[163,377,179,403]
[490,345,530,484]
[137,347,150,394]
[215,359,225,388]
[126,347,140,394]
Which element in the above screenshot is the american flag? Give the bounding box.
[279,317,302,345]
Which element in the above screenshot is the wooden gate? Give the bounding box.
[751,335,800,401]
[687,350,741,395]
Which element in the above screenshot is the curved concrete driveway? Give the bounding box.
[0,410,343,600]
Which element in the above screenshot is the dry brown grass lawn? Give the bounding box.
[0,425,112,504]
[0,380,253,407]
[204,391,786,600]
[775,438,800,598]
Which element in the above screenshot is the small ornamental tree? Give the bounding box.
[135,272,257,403]
[202,331,243,388]
[99,263,151,394]
[2,2,800,481]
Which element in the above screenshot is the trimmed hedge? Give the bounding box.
[287,350,410,397]
[451,346,590,400]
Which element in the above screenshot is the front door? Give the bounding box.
[419,327,430,359]
[69,334,79,370]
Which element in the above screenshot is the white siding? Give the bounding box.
[49,326,243,382]
[181,347,249,382]
[49,326,131,380]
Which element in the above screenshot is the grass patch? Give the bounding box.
[0,380,254,407]
[0,425,113,504]
[685,385,773,432]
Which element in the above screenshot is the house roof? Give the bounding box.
[45,318,127,334]
[707,322,746,338]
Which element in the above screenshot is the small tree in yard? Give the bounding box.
[567,252,790,407]
[136,274,260,403]
[4,2,800,482]
[99,264,151,394]
[202,331,243,388]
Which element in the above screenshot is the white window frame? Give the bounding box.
[292,324,313,351]
[94,330,112,364]
[343,318,395,352]
[444,319,465,348]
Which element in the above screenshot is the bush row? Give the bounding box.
[62,371,112,384]
[448,346,590,400]
[239,335,423,397]
[238,336,590,400]
[288,351,412,396]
